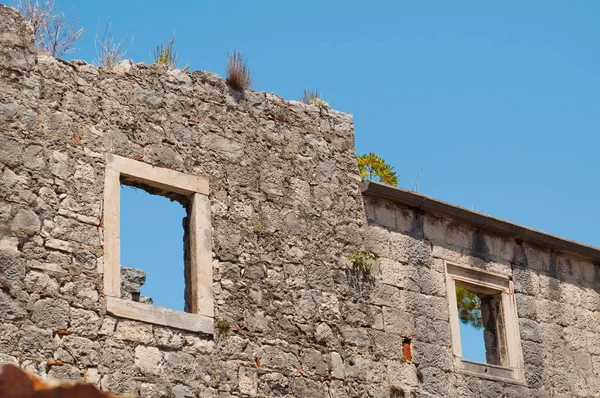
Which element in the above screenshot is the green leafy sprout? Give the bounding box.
[348,251,377,274]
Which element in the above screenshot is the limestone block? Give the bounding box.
[379,258,406,289]
[0,323,18,354]
[0,138,22,167]
[259,345,300,374]
[18,325,53,359]
[70,308,101,338]
[24,271,59,294]
[238,366,258,396]
[22,145,45,170]
[31,297,70,329]
[61,335,99,366]
[0,252,25,286]
[135,345,162,375]
[114,320,154,344]
[0,289,26,320]
[258,372,290,397]
[11,208,40,236]
[329,352,344,379]
[344,355,386,383]
[315,323,334,345]
[0,237,19,254]
[163,351,197,382]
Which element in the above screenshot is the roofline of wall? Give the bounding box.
[360,181,600,263]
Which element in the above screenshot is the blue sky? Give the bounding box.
[34,1,599,361]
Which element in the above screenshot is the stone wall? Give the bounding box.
[2,4,600,398]
[0,5,369,397]
[362,193,600,397]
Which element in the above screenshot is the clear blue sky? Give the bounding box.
[36,1,599,359]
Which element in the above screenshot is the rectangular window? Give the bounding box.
[119,184,187,311]
[445,262,524,383]
[103,154,213,334]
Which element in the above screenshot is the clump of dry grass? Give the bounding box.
[300,89,321,104]
[15,0,83,57]
[226,50,252,91]
[153,35,178,69]
[94,22,130,69]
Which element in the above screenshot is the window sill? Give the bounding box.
[455,357,525,385]
[106,296,213,334]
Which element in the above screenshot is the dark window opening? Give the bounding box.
[455,284,507,366]
[120,183,191,312]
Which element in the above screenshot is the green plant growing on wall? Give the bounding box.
[216,319,232,337]
[253,221,262,234]
[348,251,377,274]
[455,286,483,329]
[357,153,398,186]
[153,34,185,69]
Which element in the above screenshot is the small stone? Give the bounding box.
[0,138,22,167]
[0,323,18,354]
[11,209,40,236]
[61,336,98,366]
[85,367,100,385]
[45,238,74,253]
[47,363,82,381]
[18,325,53,359]
[0,237,19,254]
[115,320,154,344]
[70,308,101,338]
[238,366,258,396]
[0,289,26,320]
[32,298,70,329]
[0,202,11,221]
[135,345,162,375]
[23,145,45,170]
[330,352,344,379]
[0,102,18,122]
[315,323,334,344]
[0,252,25,286]
[172,384,194,398]
[98,318,117,336]
[24,271,59,294]
[140,383,170,398]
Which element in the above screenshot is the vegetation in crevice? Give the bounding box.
[348,251,377,274]
[226,49,252,91]
[216,319,232,338]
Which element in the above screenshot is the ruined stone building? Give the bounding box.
[1,5,599,397]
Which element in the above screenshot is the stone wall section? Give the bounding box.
[0,5,375,397]
[363,194,600,397]
[2,4,600,398]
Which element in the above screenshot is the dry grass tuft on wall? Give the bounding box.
[226,49,252,91]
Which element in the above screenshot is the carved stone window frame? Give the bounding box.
[445,261,525,384]
[103,154,213,334]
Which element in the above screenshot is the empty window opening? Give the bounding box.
[455,284,507,366]
[120,183,189,312]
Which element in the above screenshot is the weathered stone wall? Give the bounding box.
[2,5,600,398]
[363,194,600,397]
[0,5,369,397]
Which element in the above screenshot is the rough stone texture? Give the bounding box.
[1,5,599,398]
[363,194,600,397]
